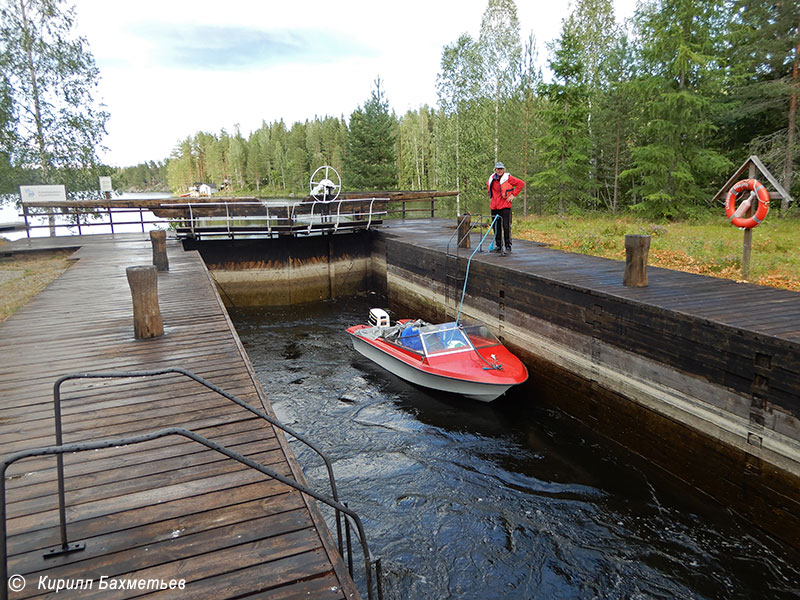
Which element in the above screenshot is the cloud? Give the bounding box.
[126,22,375,70]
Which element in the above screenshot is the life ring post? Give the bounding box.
[724,173,770,281]
[742,228,753,281]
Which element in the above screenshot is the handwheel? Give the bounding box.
[309,165,342,202]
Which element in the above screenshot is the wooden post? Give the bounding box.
[742,228,753,280]
[126,265,164,339]
[742,163,756,280]
[457,214,471,249]
[623,234,651,287]
[150,230,169,271]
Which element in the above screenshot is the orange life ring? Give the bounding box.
[724,178,769,229]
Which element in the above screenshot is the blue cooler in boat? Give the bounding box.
[400,325,423,352]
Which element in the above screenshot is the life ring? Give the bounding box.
[724,178,769,229]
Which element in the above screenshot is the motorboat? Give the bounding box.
[347,309,528,402]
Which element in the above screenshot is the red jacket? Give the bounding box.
[487,172,525,210]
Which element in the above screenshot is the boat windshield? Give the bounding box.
[460,323,501,349]
[385,321,500,357]
[418,322,473,356]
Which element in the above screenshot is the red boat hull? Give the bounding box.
[347,323,528,402]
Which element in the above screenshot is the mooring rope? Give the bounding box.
[455,214,500,325]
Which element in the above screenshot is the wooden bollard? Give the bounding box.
[126,265,164,339]
[150,230,169,271]
[457,214,471,249]
[623,234,651,287]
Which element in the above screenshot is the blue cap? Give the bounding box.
[495,162,505,169]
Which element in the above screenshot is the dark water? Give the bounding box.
[229,295,799,600]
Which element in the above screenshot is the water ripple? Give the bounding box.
[230,298,800,600]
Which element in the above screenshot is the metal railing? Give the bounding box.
[17,195,448,239]
[164,198,389,240]
[0,428,383,600]
[20,205,161,236]
[49,368,346,557]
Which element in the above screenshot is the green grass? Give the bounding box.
[513,212,800,291]
[0,247,74,322]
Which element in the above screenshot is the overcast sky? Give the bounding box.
[71,0,638,167]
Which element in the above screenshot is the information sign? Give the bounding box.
[19,184,67,202]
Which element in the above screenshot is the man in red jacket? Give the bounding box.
[486,162,525,255]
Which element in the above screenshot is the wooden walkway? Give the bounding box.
[384,219,800,343]
[0,234,360,599]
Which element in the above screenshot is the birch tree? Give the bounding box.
[0,0,108,190]
[478,0,522,162]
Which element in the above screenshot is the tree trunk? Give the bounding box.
[20,0,56,236]
[523,94,530,217]
[613,91,622,214]
[782,14,800,212]
[494,79,500,162]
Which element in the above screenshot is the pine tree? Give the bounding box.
[534,16,593,213]
[345,78,397,191]
[622,0,731,218]
[725,1,800,207]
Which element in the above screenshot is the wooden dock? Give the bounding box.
[0,234,361,599]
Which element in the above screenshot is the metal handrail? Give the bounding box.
[18,198,396,239]
[0,428,383,600]
[50,368,345,556]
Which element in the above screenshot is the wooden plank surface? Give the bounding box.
[0,234,359,599]
[383,219,800,343]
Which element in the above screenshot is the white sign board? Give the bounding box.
[99,176,112,192]
[19,184,67,203]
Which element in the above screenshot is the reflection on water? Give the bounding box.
[230,295,799,600]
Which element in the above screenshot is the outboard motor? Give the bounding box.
[368,308,390,328]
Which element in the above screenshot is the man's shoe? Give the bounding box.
[490,247,502,253]
[505,246,512,254]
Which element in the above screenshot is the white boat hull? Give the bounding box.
[350,334,512,402]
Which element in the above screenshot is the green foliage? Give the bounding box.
[154,0,796,224]
[534,15,593,213]
[113,160,168,192]
[621,0,732,218]
[721,1,800,203]
[345,78,398,191]
[479,0,522,161]
[0,0,109,197]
